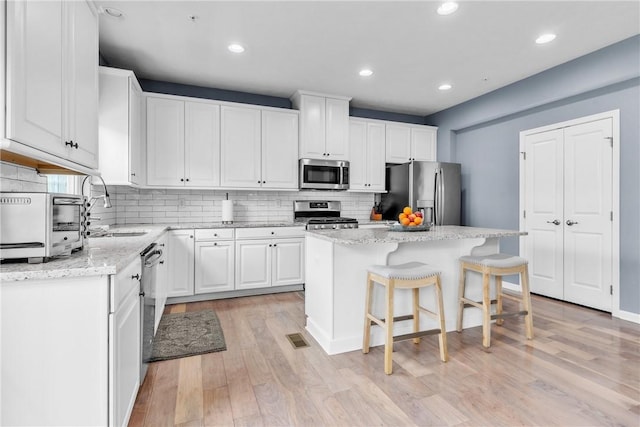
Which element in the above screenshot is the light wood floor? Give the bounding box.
[129,292,640,427]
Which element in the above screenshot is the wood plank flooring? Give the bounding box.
[129,292,640,426]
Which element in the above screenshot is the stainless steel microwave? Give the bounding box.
[299,159,349,190]
[0,192,86,263]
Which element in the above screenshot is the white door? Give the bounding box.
[525,129,564,299]
[272,238,305,286]
[147,97,185,186]
[386,124,411,163]
[298,94,326,159]
[185,102,220,187]
[167,230,195,297]
[563,118,613,311]
[523,117,613,311]
[261,110,298,189]
[411,127,437,162]
[348,120,367,190]
[325,97,349,159]
[220,106,261,188]
[367,122,386,191]
[235,240,271,289]
[195,241,235,294]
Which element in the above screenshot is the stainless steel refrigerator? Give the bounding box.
[380,161,461,225]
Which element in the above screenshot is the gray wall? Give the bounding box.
[426,35,640,314]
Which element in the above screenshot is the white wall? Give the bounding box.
[0,162,47,192]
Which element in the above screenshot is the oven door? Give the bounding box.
[51,196,85,253]
[299,159,349,190]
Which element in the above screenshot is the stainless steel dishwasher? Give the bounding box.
[140,242,163,382]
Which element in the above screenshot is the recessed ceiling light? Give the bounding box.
[437,2,459,16]
[359,69,374,77]
[102,7,124,18]
[438,83,452,91]
[228,44,245,53]
[535,33,556,44]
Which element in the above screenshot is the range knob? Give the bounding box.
[332,224,338,229]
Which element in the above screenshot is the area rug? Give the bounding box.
[149,309,226,362]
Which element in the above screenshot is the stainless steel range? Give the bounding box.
[294,200,358,230]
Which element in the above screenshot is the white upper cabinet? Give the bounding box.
[6,0,99,170]
[146,96,220,187]
[291,91,351,160]
[98,67,145,186]
[261,110,298,189]
[349,119,386,192]
[386,123,437,163]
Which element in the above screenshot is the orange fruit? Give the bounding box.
[403,206,412,215]
[398,213,407,221]
[408,214,416,222]
[407,222,417,227]
[400,217,410,226]
[414,216,423,225]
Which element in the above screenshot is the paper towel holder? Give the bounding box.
[222,193,234,224]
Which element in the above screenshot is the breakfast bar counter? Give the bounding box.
[304,225,526,355]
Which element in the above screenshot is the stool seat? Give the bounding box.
[459,254,528,269]
[368,262,441,280]
[363,261,448,375]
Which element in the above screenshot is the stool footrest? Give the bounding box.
[461,298,497,309]
[491,310,528,320]
[370,314,414,325]
[393,328,442,343]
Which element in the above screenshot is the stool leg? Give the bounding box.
[412,287,420,344]
[435,276,449,362]
[495,275,504,326]
[384,281,395,375]
[362,274,374,354]
[456,263,466,332]
[481,270,492,348]
[520,265,534,340]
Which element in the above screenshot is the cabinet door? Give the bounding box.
[167,230,195,297]
[386,124,411,163]
[298,94,326,159]
[411,127,437,162]
[6,0,65,155]
[147,97,185,186]
[67,0,99,169]
[325,97,350,160]
[185,102,220,187]
[98,69,130,184]
[348,120,367,190]
[110,285,140,427]
[129,78,144,185]
[272,238,304,286]
[261,110,298,189]
[220,106,261,188]
[367,122,386,191]
[235,239,271,289]
[195,241,235,293]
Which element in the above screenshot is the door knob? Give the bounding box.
[566,220,579,226]
[546,219,561,225]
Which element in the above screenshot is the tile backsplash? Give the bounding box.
[89,186,376,226]
[0,162,48,192]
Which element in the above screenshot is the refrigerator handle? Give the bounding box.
[434,168,441,226]
[439,167,445,226]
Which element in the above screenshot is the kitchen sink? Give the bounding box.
[90,231,148,238]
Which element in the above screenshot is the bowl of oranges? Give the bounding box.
[389,206,430,232]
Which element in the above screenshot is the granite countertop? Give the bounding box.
[306,225,526,245]
[0,221,302,281]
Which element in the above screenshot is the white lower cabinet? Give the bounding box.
[194,229,235,294]
[166,229,195,297]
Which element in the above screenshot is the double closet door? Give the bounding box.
[523,117,613,311]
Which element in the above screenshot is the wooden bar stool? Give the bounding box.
[363,261,448,375]
[457,253,534,348]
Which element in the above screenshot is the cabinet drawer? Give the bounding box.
[195,228,234,241]
[235,226,305,240]
[111,257,141,313]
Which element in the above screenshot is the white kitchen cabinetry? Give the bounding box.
[349,119,386,192]
[98,67,145,186]
[5,0,99,170]
[291,91,351,160]
[147,97,220,187]
[166,229,195,297]
[261,110,299,189]
[194,229,235,294]
[235,227,305,290]
[110,257,142,427]
[385,123,437,163]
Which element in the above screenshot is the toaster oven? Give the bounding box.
[0,192,86,263]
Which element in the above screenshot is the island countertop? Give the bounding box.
[306,225,526,245]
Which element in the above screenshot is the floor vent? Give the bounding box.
[286,333,309,349]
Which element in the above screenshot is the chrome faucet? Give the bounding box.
[82,175,112,212]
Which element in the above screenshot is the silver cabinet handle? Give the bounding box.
[566,220,579,226]
[546,219,561,225]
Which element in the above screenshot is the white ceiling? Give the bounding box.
[95,1,640,116]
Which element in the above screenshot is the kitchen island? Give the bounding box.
[304,225,526,355]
